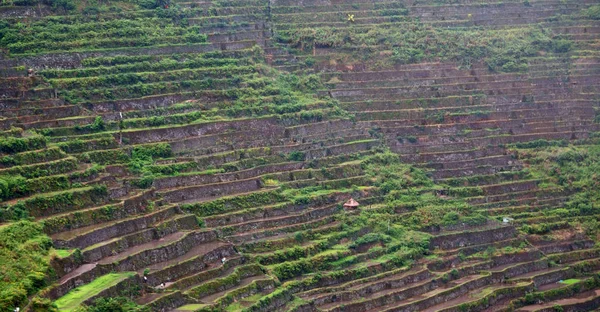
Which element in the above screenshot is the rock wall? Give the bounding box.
[82,215,198,263]
[146,291,189,312]
[114,230,218,271]
[83,274,143,306]
[161,178,262,203]
[153,162,303,190]
[147,245,236,287]
[430,226,516,250]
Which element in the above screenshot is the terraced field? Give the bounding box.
[0,0,599,311]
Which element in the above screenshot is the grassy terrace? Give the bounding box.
[53,272,136,312]
[0,0,599,311]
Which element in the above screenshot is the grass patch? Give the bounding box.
[560,279,582,285]
[178,304,208,311]
[52,249,74,258]
[54,272,135,311]
[225,293,265,311]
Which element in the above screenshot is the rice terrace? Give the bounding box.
[1,0,600,311]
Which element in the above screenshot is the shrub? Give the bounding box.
[0,175,28,201]
[137,0,157,9]
[287,151,306,161]
[0,221,52,311]
[46,0,75,11]
[272,260,313,280]
[81,297,150,312]
[392,47,424,64]
[304,57,315,67]
[553,305,564,312]
[0,136,46,154]
[583,5,600,19]
[90,116,106,132]
[461,213,487,226]
[441,211,460,226]
[514,139,567,149]
[131,143,172,160]
[30,296,58,312]
[550,39,572,53]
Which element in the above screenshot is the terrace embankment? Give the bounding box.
[0,0,600,311]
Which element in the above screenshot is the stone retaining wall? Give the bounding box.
[53,204,173,250]
[147,244,236,287]
[19,41,257,69]
[114,230,218,272]
[430,226,516,250]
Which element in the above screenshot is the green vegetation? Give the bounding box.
[1,184,109,221]
[0,175,27,200]
[0,7,205,54]
[583,5,600,20]
[54,272,136,312]
[0,136,46,154]
[76,297,150,312]
[0,0,598,311]
[0,221,53,310]
[176,304,206,311]
[53,249,74,258]
[560,279,582,285]
[278,23,568,72]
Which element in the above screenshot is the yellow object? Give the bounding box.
[468,13,472,18]
[347,14,355,22]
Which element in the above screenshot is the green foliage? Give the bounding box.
[187,265,262,299]
[363,152,433,193]
[441,211,460,225]
[272,258,314,281]
[0,136,46,154]
[0,175,28,201]
[57,138,117,154]
[80,149,129,165]
[550,39,572,53]
[77,297,150,312]
[9,0,75,10]
[513,276,600,310]
[513,139,567,149]
[523,146,600,211]
[553,305,564,312]
[130,175,155,189]
[583,5,600,19]
[182,191,286,217]
[0,221,52,311]
[90,117,106,132]
[0,8,201,54]
[278,24,563,72]
[30,296,58,312]
[287,151,306,161]
[49,0,76,11]
[0,147,64,167]
[128,143,172,174]
[136,0,158,9]
[522,222,569,235]
[2,185,108,221]
[349,232,391,250]
[0,1,595,309]
[55,272,136,311]
[132,143,172,160]
[392,47,424,64]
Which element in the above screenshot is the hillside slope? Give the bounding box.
[0,0,599,311]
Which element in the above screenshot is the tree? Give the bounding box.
[155,0,170,9]
[43,0,75,12]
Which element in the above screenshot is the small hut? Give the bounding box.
[343,198,360,211]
